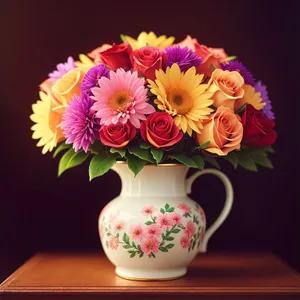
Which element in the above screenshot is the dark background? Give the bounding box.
[1,0,299,282]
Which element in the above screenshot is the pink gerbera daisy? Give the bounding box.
[140,237,160,255]
[91,69,155,128]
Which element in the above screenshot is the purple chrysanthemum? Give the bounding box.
[165,46,202,71]
[80,64,110,95]
[61,94,100,152]
[48,56,76,81]
[254,81,275,120]
[221,60,255,86]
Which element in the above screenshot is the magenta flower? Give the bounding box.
[61,94,100,153]
[157,213,172,229]
[180,235,190,249]
[141,206,156,216]
[140,237,160,255]
[91,69,155,128]
[48,56,76,81]
[254,81,275,120]
[130,224,144,241]
[145,224,162,239]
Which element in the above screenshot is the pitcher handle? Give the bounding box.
[185,168,233,253]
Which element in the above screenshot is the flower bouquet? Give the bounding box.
[30,32,277,179]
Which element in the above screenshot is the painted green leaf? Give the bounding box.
[151,252,156,258]
[110,147,126,157]
[53,142,71,158]
[126,154,147,177]
[224,152,238,169]
[122,232,130,244]
[164,236,174,241]
[160,208,165,214]
[172,229,180,234]
[89,153,116,181]
[128,145,155,163]
[145,221,153,225]
[123,245,131,249]
[169,154,197,168]
[130,252,136,258]
[192,155,205,170]
[151,148,164,164]
[139,252,144,258]
[132,241,136,248]
[165,244,175,249]
[165,203,170,210]
[159,247,168,252]
[58,148,89,176]
[168,207,175,213]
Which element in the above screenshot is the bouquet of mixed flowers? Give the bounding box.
[30,32,277,179]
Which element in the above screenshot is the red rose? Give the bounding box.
[140,112,183,149]
[132,46,165,80]
[100,122,136,149]
[99,42,133,71]
[242,105,277,147]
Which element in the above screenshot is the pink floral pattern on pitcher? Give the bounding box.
[100,202,204,258]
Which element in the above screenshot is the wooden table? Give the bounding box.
[1,252,300,299]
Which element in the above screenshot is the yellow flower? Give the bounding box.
[52,67,86,104]
[30,91,65,154]
[125,32,175,50]
[235,84,266,111]
[75,54,95,71]
[148,64,214,136]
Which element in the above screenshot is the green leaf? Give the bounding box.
[151,252,156,258]
[262,146,275,154]
[110,147,126,157]
[58,148,89,176]
[211,64,216,71]
[165,203,170,210]
[90,140,105,154]
[224,152,238,169]
[164,236,174,241]
[145,221,153,225]
[151,148,164,164]
[191,240,197,250]
[203,156,220,169]
[126,154,147,177]
[140,142,152,149]
[235,102,248,115]
[160,208,165,214]
[139,252,144,258]
[130,252,136,258]
[132,241,136,248]
[123,245,132,249]
[194,141,210,151]
[226,55,238,61]
[252,154,273,169]
[165,244,175,249]
[192,155,205,170]
[238,156,257,172]
[106,233,111,237]
[53,142,71,158]
[172,229,180,234]
[89,153,116,181]
[120,34,127,42]
[169,154,197,168]
[122,233,130,244]
[128,145,155,163]
[159,247,168,252]
[167,207,175,212]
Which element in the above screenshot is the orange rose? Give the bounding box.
[88,44,112,64]
[178,35,228,78]
[207,69,244,111]
[52,68,86,104]
[196,106,243,156]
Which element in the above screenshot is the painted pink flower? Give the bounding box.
[184,220,196,237]
[140,237,160,255]
[169,212,182,225]
[146,224,162,239]
[114,220,125,232]
[130,224,144,240]
[157,213,173,229]
[141,206,156,216]
[108,237,119,250]
[177,203,191,214]
[180,235,190,249]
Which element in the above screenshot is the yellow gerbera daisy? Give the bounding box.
[30,91,65,154]
[148,64,214,136]
[124,32,175,50]
[235,84,266,111]
[75,54,95,71]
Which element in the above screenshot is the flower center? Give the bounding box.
[168,88,193,115]
[108,90,131,111]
